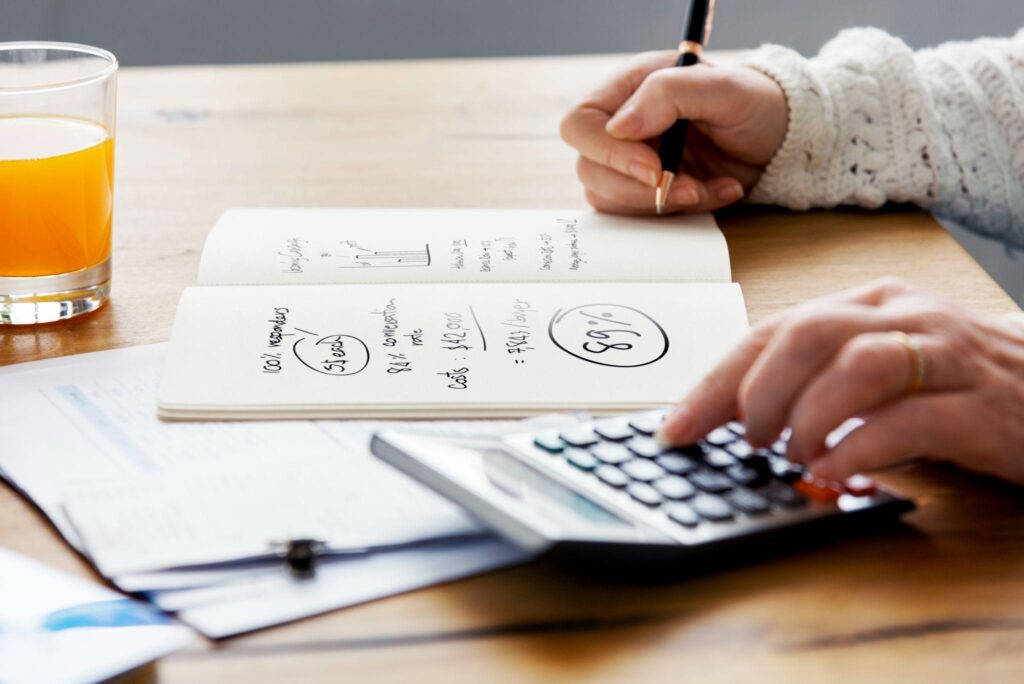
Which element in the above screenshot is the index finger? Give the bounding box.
[657,318,779,445]
[560,52,677,186]
[581,50,677,115]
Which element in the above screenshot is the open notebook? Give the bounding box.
[158,209,748,419]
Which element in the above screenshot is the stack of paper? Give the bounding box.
[0,345,570,637]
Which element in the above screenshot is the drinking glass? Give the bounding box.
[0,42,117,324]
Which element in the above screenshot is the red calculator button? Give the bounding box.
[843,474,877,497]
[794,478,842,502]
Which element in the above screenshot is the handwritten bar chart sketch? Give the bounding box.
[334,243,432,269]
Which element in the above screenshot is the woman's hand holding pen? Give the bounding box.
[560,51,789,215]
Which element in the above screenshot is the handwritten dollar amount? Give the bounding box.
[440,311,473,351]
[292,331,370,376]
[548,304,669,368]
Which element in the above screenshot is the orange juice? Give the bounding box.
[0,116,114,277]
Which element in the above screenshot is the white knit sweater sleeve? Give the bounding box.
[740,28,1024,251]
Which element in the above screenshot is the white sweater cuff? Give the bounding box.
[739,44,829,209]
[739,29,938,212]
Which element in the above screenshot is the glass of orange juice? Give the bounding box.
[0,42,117,325]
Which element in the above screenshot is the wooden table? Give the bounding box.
[2,55,1022,682]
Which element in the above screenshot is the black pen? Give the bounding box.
[656,0,717,215]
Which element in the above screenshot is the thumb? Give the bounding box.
[605,65,738,141]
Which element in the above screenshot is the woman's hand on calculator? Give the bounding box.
[657,278,1024,485]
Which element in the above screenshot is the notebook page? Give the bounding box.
[195,208,730,286]
[158,281,748,419]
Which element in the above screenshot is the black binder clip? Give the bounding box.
[279,538,326,579]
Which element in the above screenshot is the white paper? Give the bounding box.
[0,549,193,684]
[0,345,473,553]
[159,281,748,419]
[0,345,179,547]
[0,345,574,579]
[170,537,529,639]
[197,208,730,286]
[64,455,486,576]
[0,346,565,638]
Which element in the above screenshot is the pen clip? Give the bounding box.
[678,0,718,57]
[704,0,717,46]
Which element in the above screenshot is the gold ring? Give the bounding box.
[890,331,926,394]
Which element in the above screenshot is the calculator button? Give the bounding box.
[688,469,734,494]
[655,453,698,475]
[532,432,565,454]
[653,475,696,500]
[590,442,632,465]
[595,464,629,488]
[794,478,842,502]
[627,414,663,436]
[672,443,705,459]
[594,422,634,442]
[844,474,877,497]
[770,460,805,483]
[626,482,663,507]
[725,464,763,487]
[745,452,773,475]
[702,447,738,469]
[762,482,807,508]
[622,459,667,483]
[559,426,600,448]
[727,440,754,459]
[727,421,746,436]
[626,436,665,459]
[692,494,734,521]
[727,488,771,515]
[564,448,599,472]
[664,502,699,527]
[704,426,736,446]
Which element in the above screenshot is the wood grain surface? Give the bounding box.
[1,54,1021,683]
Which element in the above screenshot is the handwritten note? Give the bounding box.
[549,303,670,368]
[196,209,730,286]
[159,281,748,419]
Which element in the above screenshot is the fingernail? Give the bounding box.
[656,404,691,446]
[696,183,710,204]
[810,458,835,481]
[716,180,745,203]
[607,105,642,138]
[630,162,659,188]
[675,186,700,206]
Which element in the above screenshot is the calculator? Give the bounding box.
[371,411,915,572]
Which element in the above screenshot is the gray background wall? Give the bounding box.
[3,0,1021,303]
[2,1,1022,65]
